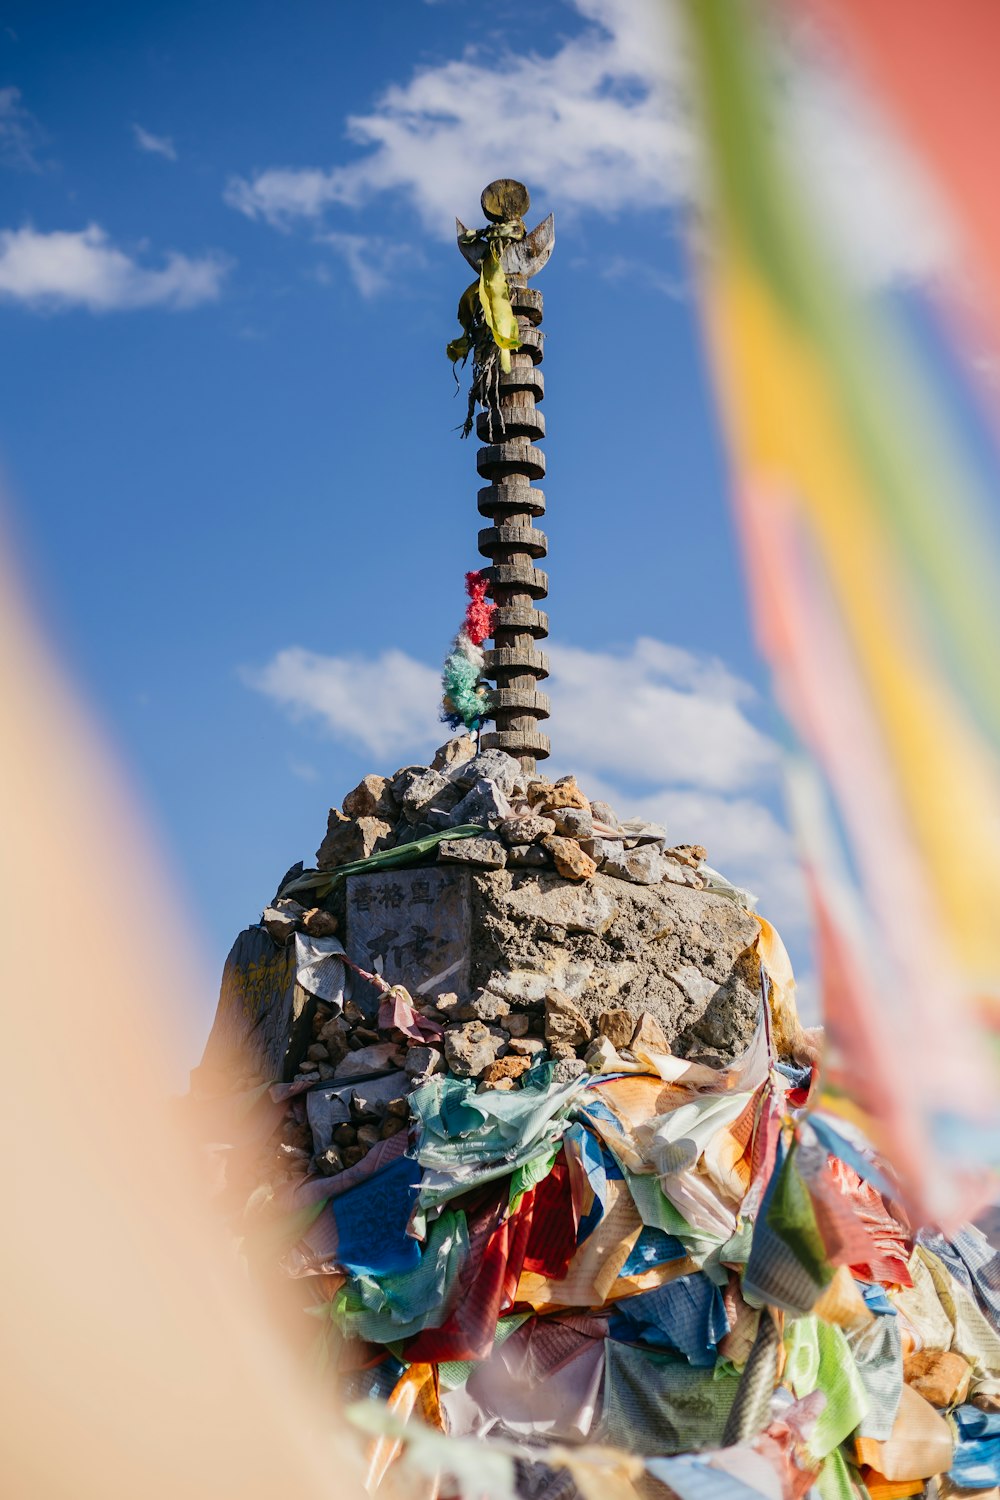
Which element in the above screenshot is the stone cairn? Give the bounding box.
[209,737,772,1185]
[461,179,554,773]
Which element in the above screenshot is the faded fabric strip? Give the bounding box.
[609,1273,730,1366]
[920,1226,1000,1331]
[515,1174,642,1310]
[783,1315,869,1458]
[646,1452,778,1500]
[620,1227,688,1276]
[600,1340,739,1456]
[949,1405,1000,1490]
[294,932,347,1005]
[289,1152,422,1277]
[465,1318,606,1441]
[331,1206,469,1344]
[744,1140,829,1315]
[404,1190,517,1364]
[848,1314,903,1440]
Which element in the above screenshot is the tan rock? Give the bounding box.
[316,812,394,870]
[539,782,590,813]
[509,1037,546,1057]
[597,1008,635,1049]
[630,1011,670,1056]
[479,1076,517,1092]
[342,774,395,820]
[904,1349,972,1408]
[667,844,707,869]
[302,906,339,937]
[543,835,597,881]
[431,735,476,772]
[545,989,593,1047]
[480,1055,532,1085]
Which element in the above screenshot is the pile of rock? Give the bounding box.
[261,972,690,1185]
[240,736,772,1187]
[307,735,709,888]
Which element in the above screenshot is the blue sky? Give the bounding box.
[4,0,955,1034]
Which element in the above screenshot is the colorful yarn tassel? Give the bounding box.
[441,571,496,731]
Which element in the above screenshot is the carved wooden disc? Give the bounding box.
[481,178,530,223]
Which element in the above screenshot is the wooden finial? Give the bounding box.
[481,178,531,223]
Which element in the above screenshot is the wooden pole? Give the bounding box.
[457,179,554,776]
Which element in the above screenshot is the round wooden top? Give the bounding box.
[481,178,530,223]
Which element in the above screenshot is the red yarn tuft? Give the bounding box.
[464,568,496,646]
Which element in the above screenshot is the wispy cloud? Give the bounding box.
[316,231,416,298]
[132,123,177,162]
[244,633,809,950]
[0,86,44,172]
[0,224,230,311]
[223,0,952,289]
[242,647,442,762]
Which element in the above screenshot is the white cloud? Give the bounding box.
[546,638,777,792]
[0,85,44,171]
[317,231,416,298]
[0,224,229,311]
[242,646,442,762]
[223,0,951,288]
[244,633,810,955]
[132,123,177,162]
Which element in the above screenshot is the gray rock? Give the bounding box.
[437,835,507,868]
[262,899,304,943]
[550,807,594,840]
[485,968,548,1005]
[444,1021,506,1078]
[466,869,763,1064]
[552,1057,587,1083]
[619,818,668,846]
[445,778,513,830]
[580,837,617,866]
[404,1044,446,1078]
[333,1042,406,1079]
[505,1012,531,1037]
[400,769,453,819]
[506,843,550,869]
[590,801,620,829]
[498,814,556,846]
[501,872,619,935]
[432,735,477,772]
[669,965,720,1006]
[603,845,669,885]
[457,990,511,1022]
[447,750,522,797]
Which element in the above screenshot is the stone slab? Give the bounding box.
[345,865,472,999]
